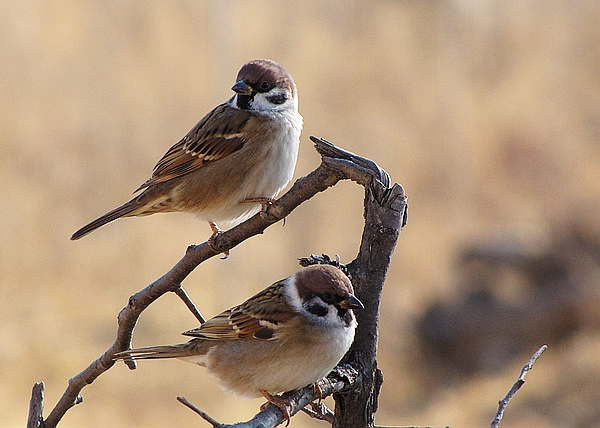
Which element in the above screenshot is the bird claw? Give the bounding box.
[208,222,229,259]
[260,390,292,426]
[242,197,274,220]
[313,380,325,401]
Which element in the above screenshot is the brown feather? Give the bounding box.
[183,280,297,341]
[135,103,252,191]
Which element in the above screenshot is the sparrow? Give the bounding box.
[71,59,303,244]
[114,265,362,415]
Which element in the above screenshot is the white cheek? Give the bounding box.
[282,276,304,312]
[252,90,296,112]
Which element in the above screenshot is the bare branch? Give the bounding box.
[173,285,206,324]
[332,181,406,425]
[27,382,44,428]
[491,345,548,428]
[32,136,408,427]
[177,397,225,428]
[302,402,335,423]
[298,254,348,276]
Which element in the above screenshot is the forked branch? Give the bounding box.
[28,137,408,428]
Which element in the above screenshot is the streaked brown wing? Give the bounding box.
[183,281,297,341]
[136,103,252,191]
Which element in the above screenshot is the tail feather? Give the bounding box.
[70,201,138,240]
[114,344,191,361]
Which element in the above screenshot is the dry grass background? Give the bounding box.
[1,1,599,427]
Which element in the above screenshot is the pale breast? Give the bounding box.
[202,316,354,398]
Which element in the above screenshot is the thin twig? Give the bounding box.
[177,397,225,428]
[298,254,348,276]
[173,285,206,324]
[491,345,548,428]
[302,402,335,423]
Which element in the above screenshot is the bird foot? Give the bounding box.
[208,222,229,259]
[313,379,325,401]
[242,197,274,220]
[260,390,292,427]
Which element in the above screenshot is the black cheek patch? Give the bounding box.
[266,93,287,105]
[306,302,329,317]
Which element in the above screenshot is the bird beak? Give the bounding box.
[339,294,364,310]
[231,80,253,95]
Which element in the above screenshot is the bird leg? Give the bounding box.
[313,380,325,401]
[260,390,292,427]
[241,197,274,220]
[207,222,229,259]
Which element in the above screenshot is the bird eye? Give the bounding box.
[323,292,334,302]
[259,81,271,90]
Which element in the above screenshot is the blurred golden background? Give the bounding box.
[2,1,599,427]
